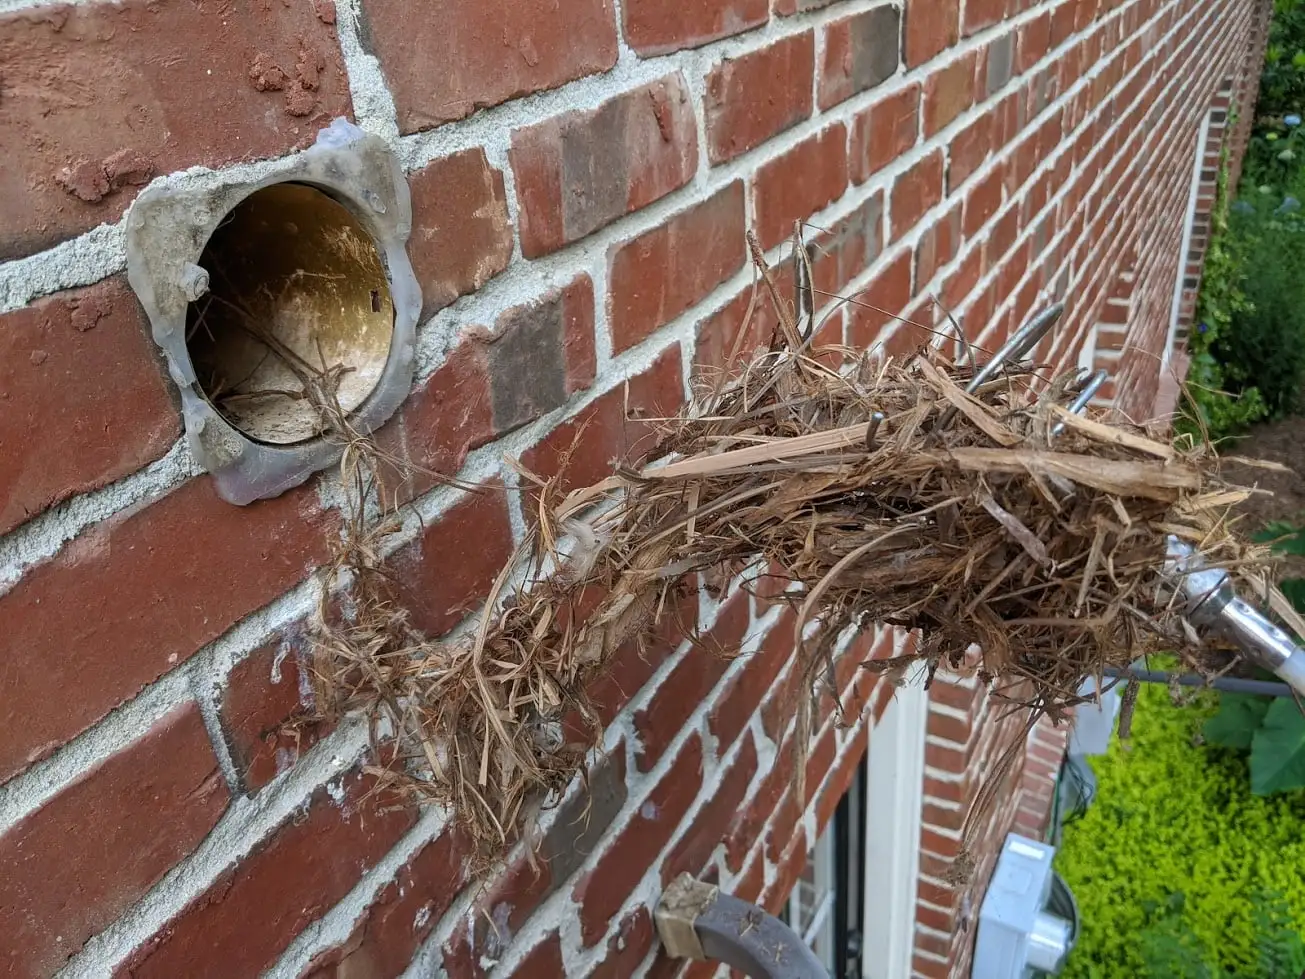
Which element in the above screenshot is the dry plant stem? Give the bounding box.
[288,235,1284,875]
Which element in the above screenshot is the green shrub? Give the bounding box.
[1054,681,1305,977]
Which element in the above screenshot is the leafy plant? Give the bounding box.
[1055,681,1305,977]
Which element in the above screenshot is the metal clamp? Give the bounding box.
[655,875,829,979]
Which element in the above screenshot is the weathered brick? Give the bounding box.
[809,193,886,300]
[915,203,962,290]
[391,483,517,638]
[846,249,913,348]
[662,733,760,885]
[890,150,944,240]
[815,726,869,831]
[904,0,960,68]
[623,0,768,56]
[633,591,749,771]
[503,933,564,978]
[373,340,495,505]
[760,826,809,916]
[774,0,840,13]
[479,275,597,432]
[985,32,1017,94]
[705,33,815,165]
[709,613,795,752]
[0,277,180,536]
[693,287,780,382]
[923,52,978,136]
[408,149,514,318]
[850,85,920,184]
[522,344,685,491]
[753,125,849,250]
[818,7,902,110]
[363,0,618,133]
[948,109,996,191]
[964,0,1010,36]
[512,75,699,257]
[964,168,1005,239]
[303,826,472,979]
[573,735,704,946]
[0,478,335,785]
[1,703,227,978]
[609,184,746,352]
[220,621,331,794]
[590,907,656,979]
[0,2,350,258]
[124,768,415,979]
[1017,11,1054,73]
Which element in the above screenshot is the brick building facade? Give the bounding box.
[0,0,1269,976]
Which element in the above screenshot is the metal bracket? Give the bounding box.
[655,874,830,979]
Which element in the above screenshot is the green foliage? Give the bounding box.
[1252,698,1305,795]
[1248,0,1305,181]
[1203,692,1271,750]
[1055,681,1305,977]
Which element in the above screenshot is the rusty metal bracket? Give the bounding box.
[655,874,830,979]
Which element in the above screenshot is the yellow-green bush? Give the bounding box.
[1055,681,1305,976]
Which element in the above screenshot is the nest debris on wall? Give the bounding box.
[272,234,1289,874]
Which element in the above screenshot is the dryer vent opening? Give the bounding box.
[186,182,395,445]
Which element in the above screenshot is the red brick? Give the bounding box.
[949,110,996,191]
[476,275,597,432]
[964,168,1005,239]
[705,33,814,164]
[816,726,869,831]
[693,288,779,383]
[590,907,656,979]
[663,733,759,885]
[915,204,962,290]
[810,194,886,300]
[0,478,334,785]
[610,184,745,351]
[890,150,944,240]
[408,149,514,318]
[964,0,1010,36]
[774,0,840,12]
[710,612,795,751]
[753,126,849,250]
[634,591,748,770]
[850,85,920,184]
[304,827,472,979]
[1,703,227,978]
[512,75,699,257]
[846,249,913,348]
[943,247,984,311]
[1018,12,1053,73]
[503,934,564,978]
[220,622,331,794]
[391,483,516,638]
[440,853,555,978]
[923,53,977,136]
[913,952,951,979]
[818,7,902,110]
[364,0,617,133]
[904,0,959,68]
[521,345,685,491]
[761,826,809,916]
[0,278,179,536]
[574,736,704,946]
[724,738,791,872]
[124,767,414,979]
[986,206,1022,273]
[573,590,698,736]
[0,2,349,259]
[374,340,495,505]
[623,0,768,56]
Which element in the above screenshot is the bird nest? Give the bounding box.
[303,249,1285,871]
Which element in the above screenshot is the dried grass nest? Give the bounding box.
[305,242,1288,872]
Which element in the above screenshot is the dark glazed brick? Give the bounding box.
[512,75,698,257]
[818,6,902,110]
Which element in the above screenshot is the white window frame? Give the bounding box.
[861,680,929,979]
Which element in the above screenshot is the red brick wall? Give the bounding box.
[0,0,1265,977]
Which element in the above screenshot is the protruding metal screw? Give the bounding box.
[180,263,210,302]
